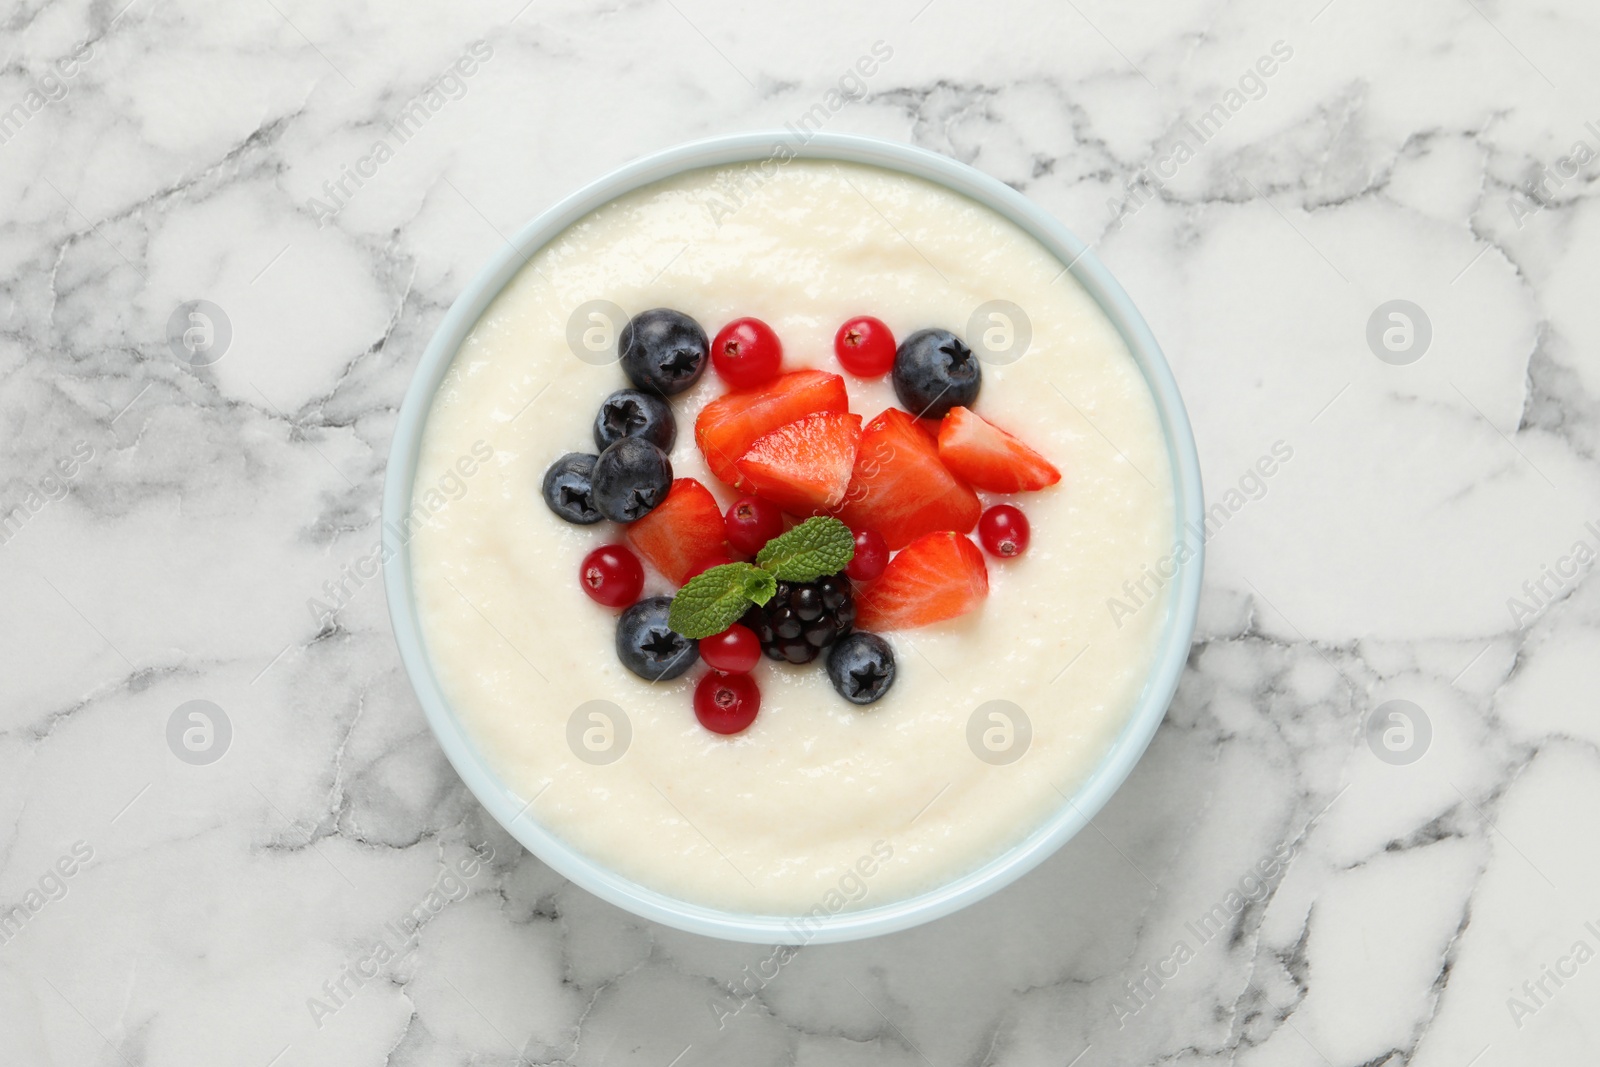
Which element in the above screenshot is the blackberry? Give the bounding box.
[740,572,855,665]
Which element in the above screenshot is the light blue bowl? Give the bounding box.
[383,132,1203,944]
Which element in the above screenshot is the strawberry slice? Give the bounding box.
[936,406,1061,493]
[625,478,727,585]
[855,531,989,631]
[835,407,981,550]
[695,370,849,489]
[735,412,863,515]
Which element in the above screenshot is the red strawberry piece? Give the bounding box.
[734,411,863,515]
[834,407,981,550]
[694,370,849,489]
[683,553,735,582]
[854,531,989,631]
[625,478,728,585]
[935,406,1061,493]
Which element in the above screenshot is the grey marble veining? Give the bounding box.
[2,0,1598,1064]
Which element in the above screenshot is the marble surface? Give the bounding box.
[3,0,1599,1063]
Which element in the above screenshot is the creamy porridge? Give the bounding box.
[408,160,1174,914]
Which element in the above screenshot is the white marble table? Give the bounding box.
[4,0,1598,1063]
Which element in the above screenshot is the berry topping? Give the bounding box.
[541,452,603,525]
[892,328,981,419]
[712,317,783,389]
[591,437,673,522]
[734,411,863,515]
[579,544,645,607]
[834,316,896,377]
[616,596,699,681]
[854,531,988,631]
[835,408,981,550]
[593,388,677,454]
[724,496,785,556]
[978,504,1030,558]
[700,623,761,674]
[695,370,849,488]
[739,573,854,664]
[845,528,889,582]
[694,670,761,734]
[935,406,1061,493]
[625,478,728,585]
[826,632,896,704]
[619,308,709,396]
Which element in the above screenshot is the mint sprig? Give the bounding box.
[755,516,855,582]
[667,516,856,639]
[668,563,778,639]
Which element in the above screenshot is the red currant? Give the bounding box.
[683,554,735,583]
[712,318,782,389]
[978,504,1030,559]
[833,316,895,377]
[700,623,761,673]
[694,671,760,734]
[579,544,645,607]
[724,496,785,556]
[845,528,889,582]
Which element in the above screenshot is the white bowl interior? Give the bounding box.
[382,132,1204,944]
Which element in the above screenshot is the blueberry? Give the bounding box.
[826,632,895,705]
[619,308,708,396]
[542,453,603,524]
[591,437,672,522]
[593,388,677,453]
[616,596,698,681]
[891,328,981,419]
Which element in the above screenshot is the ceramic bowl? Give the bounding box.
[383,132,1203,943]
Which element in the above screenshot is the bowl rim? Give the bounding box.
[382,131,1203,944]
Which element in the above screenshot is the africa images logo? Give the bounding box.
[166,300,231,367]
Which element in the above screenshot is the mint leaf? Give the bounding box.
[755,516,856,582]
[668,563,777,639]
[740,567,778,605]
